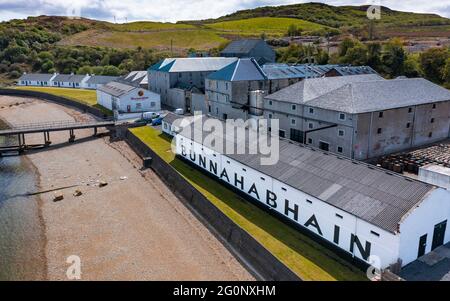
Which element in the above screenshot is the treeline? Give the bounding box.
[0,21,165,79]
[277,38,450,88]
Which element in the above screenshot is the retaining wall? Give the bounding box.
[124,129,301,281]
[0,88,108,119]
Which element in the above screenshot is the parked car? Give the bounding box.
[143,112,160,121]
[151,117,163,126]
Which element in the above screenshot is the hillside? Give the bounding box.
[191,2,450,28]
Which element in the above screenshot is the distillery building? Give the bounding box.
[173,116,450,269]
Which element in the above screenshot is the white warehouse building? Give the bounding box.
[97,81,161,113]
[174,117,450,269]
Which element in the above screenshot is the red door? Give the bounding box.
[127,105,131,113]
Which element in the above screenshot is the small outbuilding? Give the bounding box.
[96,81,160,113]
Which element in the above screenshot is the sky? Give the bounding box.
[0,0,449,23]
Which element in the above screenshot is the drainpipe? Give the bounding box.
[367,112,374,160]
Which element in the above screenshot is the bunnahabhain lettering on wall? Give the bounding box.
[179,140,373,263]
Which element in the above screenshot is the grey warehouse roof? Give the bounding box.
[163,112,182,124]
[178,116,436,233]
[221,39,265,55]
[266,74,384,104]
[305,78,450,113]
[97,81,139,97]
[18,73,55,82]
[149,57,238,73]
[86,75,118,85]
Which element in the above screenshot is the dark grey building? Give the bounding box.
[264,75,450,160]
[220,39,276,65]
[148,57,237,112]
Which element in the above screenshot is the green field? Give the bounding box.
[207,17,329,36]
[130,126,366,281]
[61,29,228,51]
[13,86,112,115]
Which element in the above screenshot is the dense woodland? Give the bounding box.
[0,18,166,81]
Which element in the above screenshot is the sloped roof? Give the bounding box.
[266,74,384,104]
[221,39,264,55]
[53,74,89,83]
[327,66,378,76]
[18,73,55,82]
[97,81,138,97]
[86,75,118,85]
[207,59,322,82]
[306,78,450,113]
[178,116,437,233]
[207,58,266,81]
[149,57,237,73]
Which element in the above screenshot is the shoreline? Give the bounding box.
[0,116,48,281]
[0,95,253,280]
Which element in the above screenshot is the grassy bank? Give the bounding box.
[130,126,366,281]
[13,87,112,116]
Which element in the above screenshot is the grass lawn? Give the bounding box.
[13,86,112,116]
[130,126,367,281]
[206,17,328,36]
[106,21,197,32]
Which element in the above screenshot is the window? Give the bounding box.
[292,104,297,111]
[269,100,273,106]
[208,105,211,113]
[406,122,411,128]
[260,177,265,181]
[135,103,142,110]
[306,200,313,204]
[336,214,343,219]
[408,108,413,113]
[291,118,296,125]
[242,168,246,172]
[339,113,346,120]
[338,129,345,137]
[378,112,384,118]
[225,83,228,90]
[307,138,313,144]
[268,113,273,119]
[432,104,437,109]
[216,108,219,115]
[279,130,286,138]
[268,127,271,132]
[164,123,168,129]
[337,146,343,153]
[309,108,314,114]
[431,118,435,123]
[308,123,314,129]
[377,128,382,134]
[429,132,433,138]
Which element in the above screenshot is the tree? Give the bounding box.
[366,42,382,69]
[443,58,450,86]
[419,48,449,83]
[77,65,93,75]
[287,24,301,37]
[381,40,406,77]
[338,37,356,57]
[341,45,368,66]
[403,54,421,78]
[101,65,121,76]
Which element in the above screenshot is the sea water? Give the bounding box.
[0,126,46,280]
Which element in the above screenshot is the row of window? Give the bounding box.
[267,104,348,121]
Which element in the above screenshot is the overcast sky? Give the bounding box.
[0,0,449,23]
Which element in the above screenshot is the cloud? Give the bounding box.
[0,0,449,23]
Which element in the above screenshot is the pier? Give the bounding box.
[0,119,115,155]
